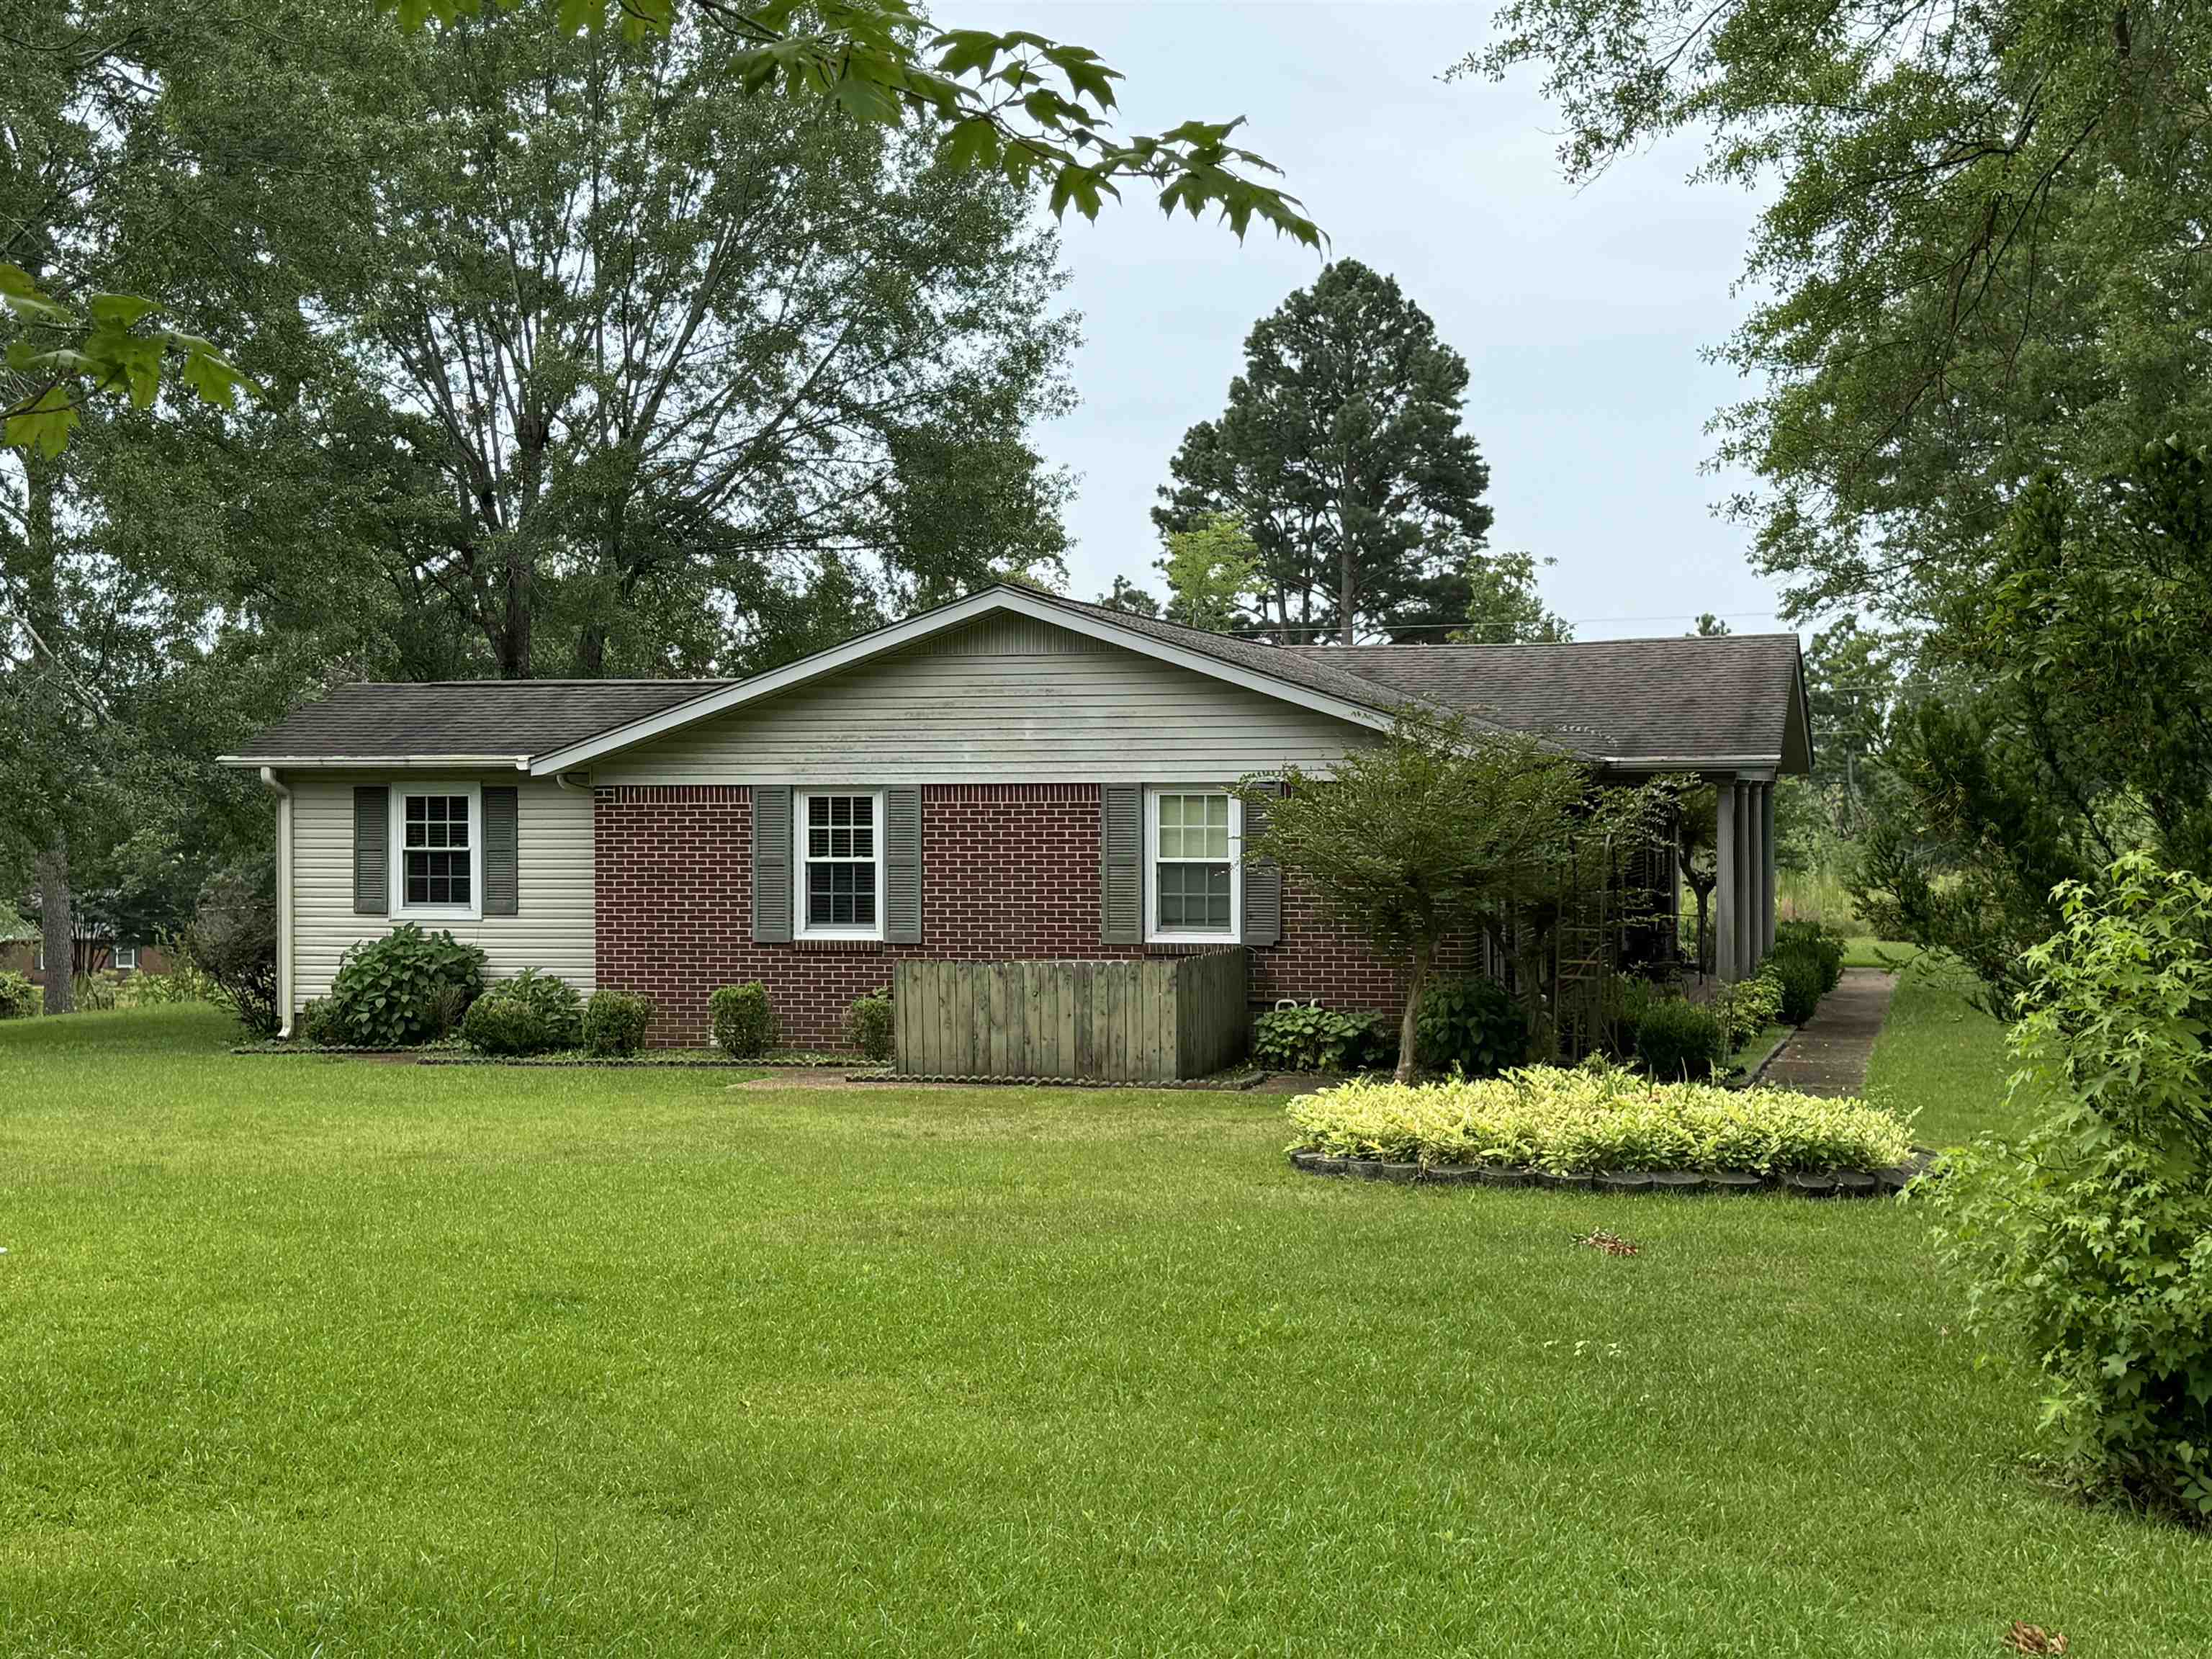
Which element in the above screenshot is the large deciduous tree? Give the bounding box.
[130,4,1079,678]
[1853,438,2212,1011]
[1467,0,2212,632]
[1155,260,1493,644]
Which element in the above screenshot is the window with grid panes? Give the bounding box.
[799,792,881,935]
[1151,791,1235,935]
[402,793,472,907]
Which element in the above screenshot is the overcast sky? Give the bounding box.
[964,0,1789,642]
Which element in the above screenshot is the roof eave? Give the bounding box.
[219,754,533,770]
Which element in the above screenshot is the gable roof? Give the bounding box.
[1285,634,1812,771]
[228,678,732,766]
[224,585,1810,776]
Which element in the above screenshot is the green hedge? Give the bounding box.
[1284,1068,1913,1174]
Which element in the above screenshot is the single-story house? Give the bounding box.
[0,934,168,986]
[223,585,1811,1045]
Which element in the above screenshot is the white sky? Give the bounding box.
[963,0,1789,641]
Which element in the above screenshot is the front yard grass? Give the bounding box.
[3,1004,2204,1655]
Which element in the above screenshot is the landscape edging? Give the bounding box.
[1287,1148,1934,1196]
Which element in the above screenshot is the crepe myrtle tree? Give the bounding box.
[1236,714,1681,1082]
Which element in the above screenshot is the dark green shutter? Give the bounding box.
[1243,780,1282,947]
[753,785,793,942]
[482,786,518,916]
[353,786,389,915]
[885,786,922,944]
[1100,784,1141,944]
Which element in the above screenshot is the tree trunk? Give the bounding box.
[1396,935,1436,1083]
[37,842,74,1016]
[1339,543,1357,646]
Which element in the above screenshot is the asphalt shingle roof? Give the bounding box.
[1283,635,1809,765]
[229,589,1807,773]
[233,679,732,761]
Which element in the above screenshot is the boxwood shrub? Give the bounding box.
[1770,948,1827,1025]
[582,988,654,1057]
[1633,997,1725,1081]
[844,989,894,1062]
[709,982,779,1058]
[1285,1068,1913,1174]
[461,968,583,1057]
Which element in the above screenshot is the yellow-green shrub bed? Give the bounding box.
[1285,1068,1914,1174]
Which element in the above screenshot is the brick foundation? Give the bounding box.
[594,783,1464,1046]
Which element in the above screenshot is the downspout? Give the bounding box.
[259,767,295,1038]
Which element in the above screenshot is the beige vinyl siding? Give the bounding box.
[595,628,1378,785]
[288,772,594,1012]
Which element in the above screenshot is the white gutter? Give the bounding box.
[220,754,530,770]
[258,767,295,1040]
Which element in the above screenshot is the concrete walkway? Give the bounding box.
[1757,967,1897,1097]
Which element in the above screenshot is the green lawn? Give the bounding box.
[3,1005,2204,1655]
[1863,956,2018,1148]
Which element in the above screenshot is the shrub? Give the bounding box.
[1771,948,1827,1025]
[709,982,780,1058]
[582,988,655,1057]
[324,924,487,1047]
[844,989,894,1062]
[1713,967,1783,1051]
[184,863,281,1036]
[461,992,557,1057]
[1775,919,1846,992]
[1634,997,1725,1081]
[0,970,36,1020]
[1251,1003,1392,1072]
[1925,855,2212,1519]
[1285,1069,1912,1173]
[73,970,122,1011]
[493,968,583,1045]
[300,997,346,1047]
[1415,975,1525,1076]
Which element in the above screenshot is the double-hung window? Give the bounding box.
[1147,788,1239,942]
[112,943,138,971]
[393,784,481,918]
[796,791,884,938]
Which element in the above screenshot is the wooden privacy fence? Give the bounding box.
[892,950,1249,1081]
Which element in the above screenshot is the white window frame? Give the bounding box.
[1145,786,1241,945]
[793,788,887,941]
[390,781,484,922]
[112,943,139,971]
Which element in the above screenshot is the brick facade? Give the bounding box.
[595,783,1463,1047]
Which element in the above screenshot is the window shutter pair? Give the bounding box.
[1097,781,1281,946]
[350,784,518,916]
[752,786,920,944]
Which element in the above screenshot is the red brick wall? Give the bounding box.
[594,783,1460,1046]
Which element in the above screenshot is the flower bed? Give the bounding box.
[1285,1068,1913,1177]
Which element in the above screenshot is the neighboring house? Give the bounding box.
[0,935,168,986]
[223,585,1811,1044]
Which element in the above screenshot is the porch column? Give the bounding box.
[1759,781,1777,960]
[1714,777,1738,983]
[1733,780,1755,979]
